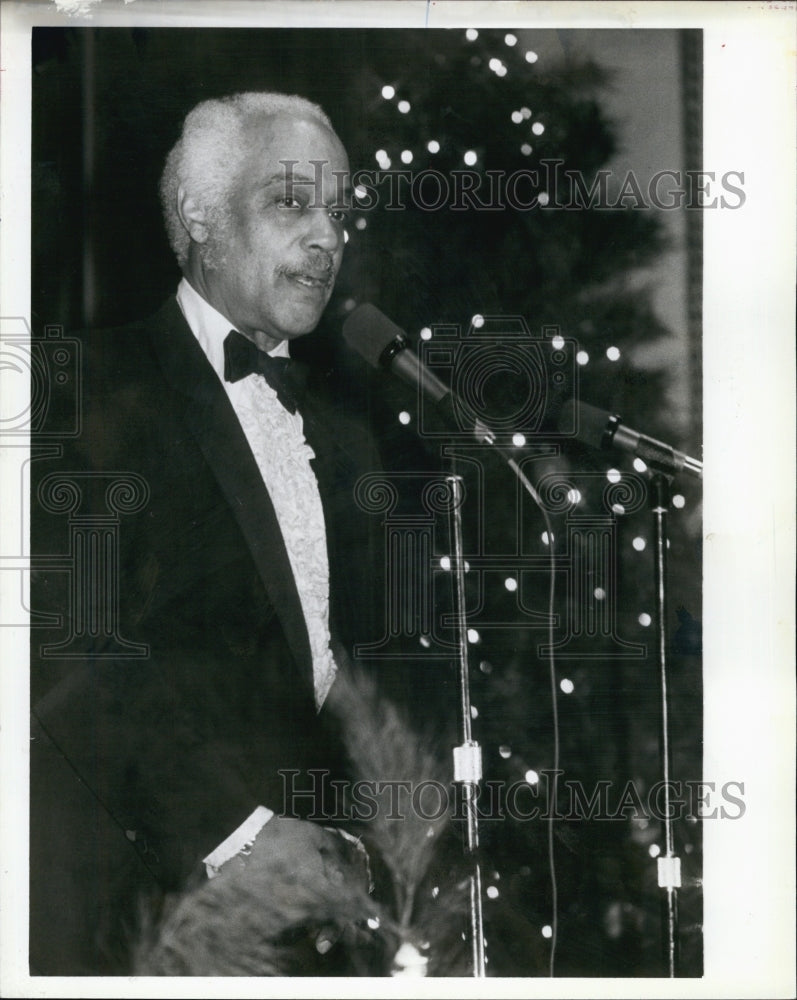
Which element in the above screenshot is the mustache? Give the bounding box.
[278,253,336,286]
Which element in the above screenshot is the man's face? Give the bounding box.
[202,114,350,349]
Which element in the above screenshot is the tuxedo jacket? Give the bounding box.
[29,296,383,974]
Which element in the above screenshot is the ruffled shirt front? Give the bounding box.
[176,278,337,710]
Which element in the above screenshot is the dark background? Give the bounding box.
[31,26,703,977]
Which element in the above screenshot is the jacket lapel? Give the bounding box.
[145,297,314,685]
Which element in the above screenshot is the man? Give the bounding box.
[30,92,379,975]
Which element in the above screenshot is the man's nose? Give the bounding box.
[303,208,342,253]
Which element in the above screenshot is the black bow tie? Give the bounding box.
[223,329,307,414]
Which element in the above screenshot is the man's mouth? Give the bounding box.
[282,255,335,291]
[288,272,330,289]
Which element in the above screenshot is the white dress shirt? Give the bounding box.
[175,278,338,874]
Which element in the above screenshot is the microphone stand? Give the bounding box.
[649,471,681,976]
[445,473,486,978]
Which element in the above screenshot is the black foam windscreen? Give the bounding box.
[342,303,404,369]
[559,399,611,450]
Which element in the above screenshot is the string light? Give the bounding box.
[400,149,413,164]
[440,556,451,570]
[672,494,686,509]
[499,745,512,758]
[398,411,411,425]
[638,613,652,626]
[560,678,574,694]
[511,110,523,125]
[594,587,606,600]
[632,537,646,552]
[520,107,532,119]
[419,635,431,648]
[463,150,478,166]
[465,28,478,41]
[504,576,518,592]
[504,33,517,46]
[541,531,553,546]
[551,334,565,349]
[541,925,552,938]
[649,844,661,858]
[520,144,533,156]
[471,313,484,328]
[512,432,527,447]
[397,100,411,114]
[531,122,545,136]
[355,217,367,231]
[525,51,539,63]
[576,350,589,365]
[427,139,440,153]
[567,488,582,505]
[479,660,493,674]
[381,85,395,100]
[470,705,479,719]
[467,628,480,644]
[525,769,540,785]
[343,298,357,311]
[611,503,626,515]
[420,326,432,340]
[538,192,550,206]
[486,885,500,899]
[633,457,648,473]
[606,346,621,361]
[606,468,621,483]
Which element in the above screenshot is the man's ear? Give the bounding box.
[176,186,209,244]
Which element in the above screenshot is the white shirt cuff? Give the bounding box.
[202,805,274,879]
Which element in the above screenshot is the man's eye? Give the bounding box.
[328,208,350,224]
[276,196,303,209]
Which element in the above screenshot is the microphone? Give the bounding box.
[559,398,702,480]
[342,304,499,447]
[342,303,450,404]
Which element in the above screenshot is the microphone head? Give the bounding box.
[559,398,612,450]
[342,303,406,369]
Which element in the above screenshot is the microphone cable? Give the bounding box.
[506,457,559,978]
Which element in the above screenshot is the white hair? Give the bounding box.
[159,92,334,268]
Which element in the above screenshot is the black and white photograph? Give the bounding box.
[0,1,793,996]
